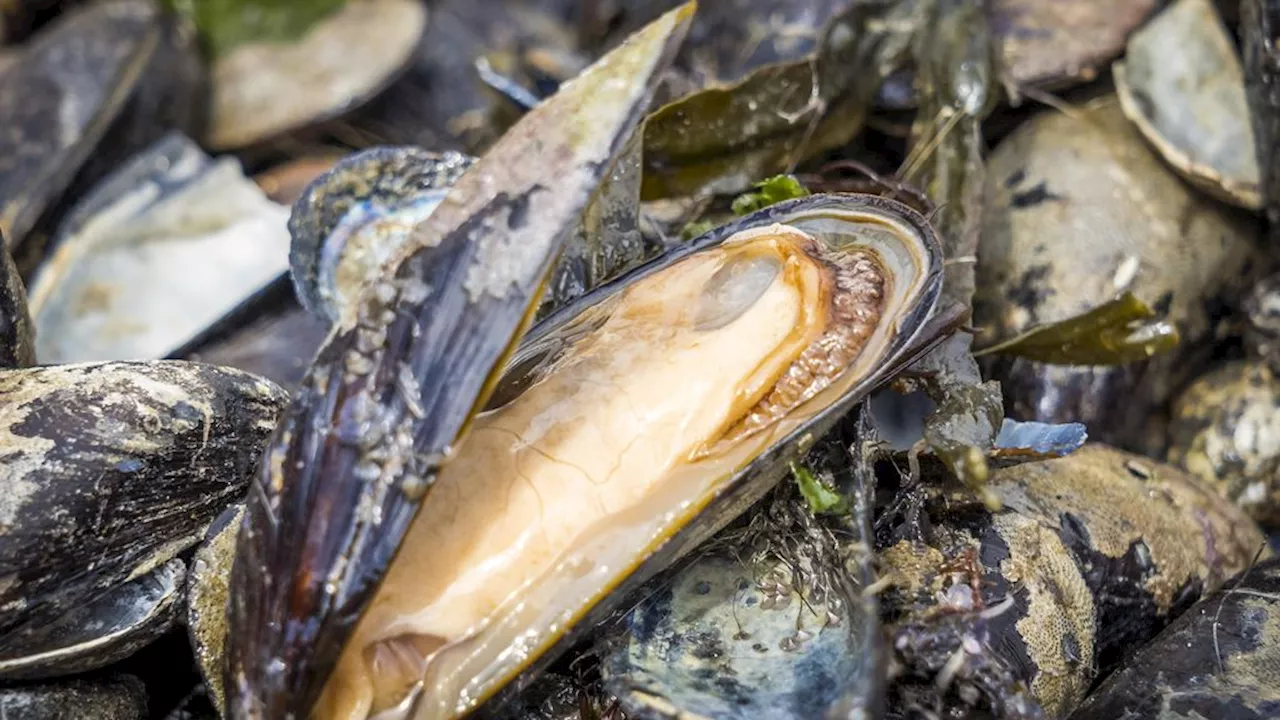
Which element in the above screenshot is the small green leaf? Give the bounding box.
[791,462,847,515]
[974,292,1180,365]
[164,0,349,59]
[680,218,720,240]
[730,174,811,215]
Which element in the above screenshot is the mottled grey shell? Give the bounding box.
[0,558,184,680]
[0,361,287,656]
[1069,556,1280,718]
[0,674,148,720]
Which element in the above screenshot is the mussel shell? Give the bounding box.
[0,361,286,643]
[879,444,1266,717]
[448,193,946,718]
[974,97,1262,453]
[204,0,425,151]
[224,10,697,715]
[0,558,184,680]
[0,674,148,720]
[1114,0,1262,210]
[288,146,475,324]
[1069,556,1280,719]
[26,132,292,364]
[0,0,207,263]
[0,0,159,251]
[1166,359,1280,526]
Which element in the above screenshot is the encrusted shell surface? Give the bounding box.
[0,361,286,649]
[1167,359,1280,526]
[187,505,243,716]
[880,444,1266,717]
[0,558,184,680]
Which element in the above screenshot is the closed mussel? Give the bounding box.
[0,361,287,680]
[879,444,1266,718]
[975,97,1262,453]
[0,0,207,264]
[1070,555,1280,718]
[1166,273,1280,526]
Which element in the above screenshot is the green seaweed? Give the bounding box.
[974,292,1181,365]
[164,0,348,59]
[730,174,811,215]
[791,461,848,516]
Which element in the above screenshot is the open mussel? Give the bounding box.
[224,9,955,718]
[226,8,700,717]
[309,190,945,720]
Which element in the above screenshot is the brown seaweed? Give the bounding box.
[640,0,926,199]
